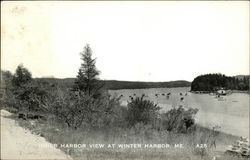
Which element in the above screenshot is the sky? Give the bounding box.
[1,1,249,82]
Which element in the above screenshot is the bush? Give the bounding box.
[48,89,122,129]
[11,79,57,113]
[161,106,198,133]
[126,96,161,127]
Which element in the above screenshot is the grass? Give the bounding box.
[7,111,247,160]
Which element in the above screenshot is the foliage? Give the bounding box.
[161,106,198,133]
[1,66,35,111]
[73,44,102,98]
[43,78,191,90]
[126,95,161,127]
[12,64,32,87]
[191,73,249,91]
[13,80,56,112]
[1,70,13,89]
[1,66,57,113]
[103,80,191,90]
[48,88,121,129]
[0,70,15,108]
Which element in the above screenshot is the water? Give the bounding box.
[109,87,249,138]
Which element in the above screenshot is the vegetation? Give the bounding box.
[0,70,15,109]
[161,106,198,133]
[14,113,240,160]
[191,73,249,92]
[102,80,191,90]
[0,62,199,132]
[126,96,161,127]
[12,64,32,87]
[48,88,121,129]
[35,78,191,90]
[1,45,246,159]
[73,44,103,98]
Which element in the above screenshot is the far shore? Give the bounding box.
[190,90,249,94]
[231,90,249,94]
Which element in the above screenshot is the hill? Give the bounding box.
[191,73,249,92]
[235,75,250,80]
[35,78,191,90]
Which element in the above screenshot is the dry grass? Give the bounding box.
[9,112,247,160]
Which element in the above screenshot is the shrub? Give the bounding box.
[126,96,161,127]
[97,93,127,128]
[161,106,198,133]
[49,89,122,129]
[11,79,57,113]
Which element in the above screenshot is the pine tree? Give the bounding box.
[12,64,32,87]
[74,44,102,98]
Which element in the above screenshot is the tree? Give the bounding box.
[10,65,51,112]
[191,73,249,91]
[12,64,32,87]
[73,44,102,98]
[1,70,13,90]
[1,70,14,108]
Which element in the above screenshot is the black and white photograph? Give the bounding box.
[1,1,249,160]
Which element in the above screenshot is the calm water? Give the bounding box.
[109,87,249,138]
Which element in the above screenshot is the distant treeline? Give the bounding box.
[191,74,249,92]
[102,80,191,90]
[34,78,191,90]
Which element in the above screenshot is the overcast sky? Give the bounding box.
[1,1,249,81]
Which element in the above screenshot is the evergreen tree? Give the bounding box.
[74,44,102,98]
[12,64,32,87]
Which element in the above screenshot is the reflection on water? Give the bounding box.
[109,87,249,138]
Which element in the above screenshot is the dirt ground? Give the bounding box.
[0,109,72,160]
